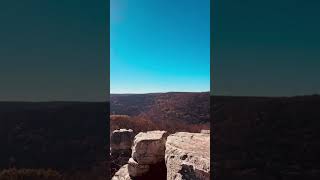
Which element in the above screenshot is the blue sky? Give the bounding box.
[110,0,210,93]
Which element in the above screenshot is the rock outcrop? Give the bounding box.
[111,130,210,180]
[129,130,168,177]
[165,132,210,180]
[131,131,168,165]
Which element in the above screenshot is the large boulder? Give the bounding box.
[128,130,168,177]
[131,130,168,165]
[165,132,210,180]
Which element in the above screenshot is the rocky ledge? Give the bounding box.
[111,130,210,180]
[165,132,210,180]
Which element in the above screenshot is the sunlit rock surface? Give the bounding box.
[165,132,210,180]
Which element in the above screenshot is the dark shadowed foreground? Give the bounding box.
[213,95,320,180]
[0,102,109,180]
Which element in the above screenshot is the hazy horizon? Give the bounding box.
[1,91,319,102]
[111,91,210,94]
[110,91,319,98]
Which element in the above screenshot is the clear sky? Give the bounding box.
[110,0,210,93]
[213,0,320,96]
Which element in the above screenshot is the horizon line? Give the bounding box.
[1,94,319,103]
[110,91,210,94]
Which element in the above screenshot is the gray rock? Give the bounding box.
[131,130,168,165]
[127,158,150,177]
[165,132,210,180]
[112,130,210,179]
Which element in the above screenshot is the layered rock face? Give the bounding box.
[112,130,210,180]
[129,130,168,177]
[165,132,210,180]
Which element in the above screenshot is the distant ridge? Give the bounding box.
[111,91,210,95]
[110,92,210,124]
